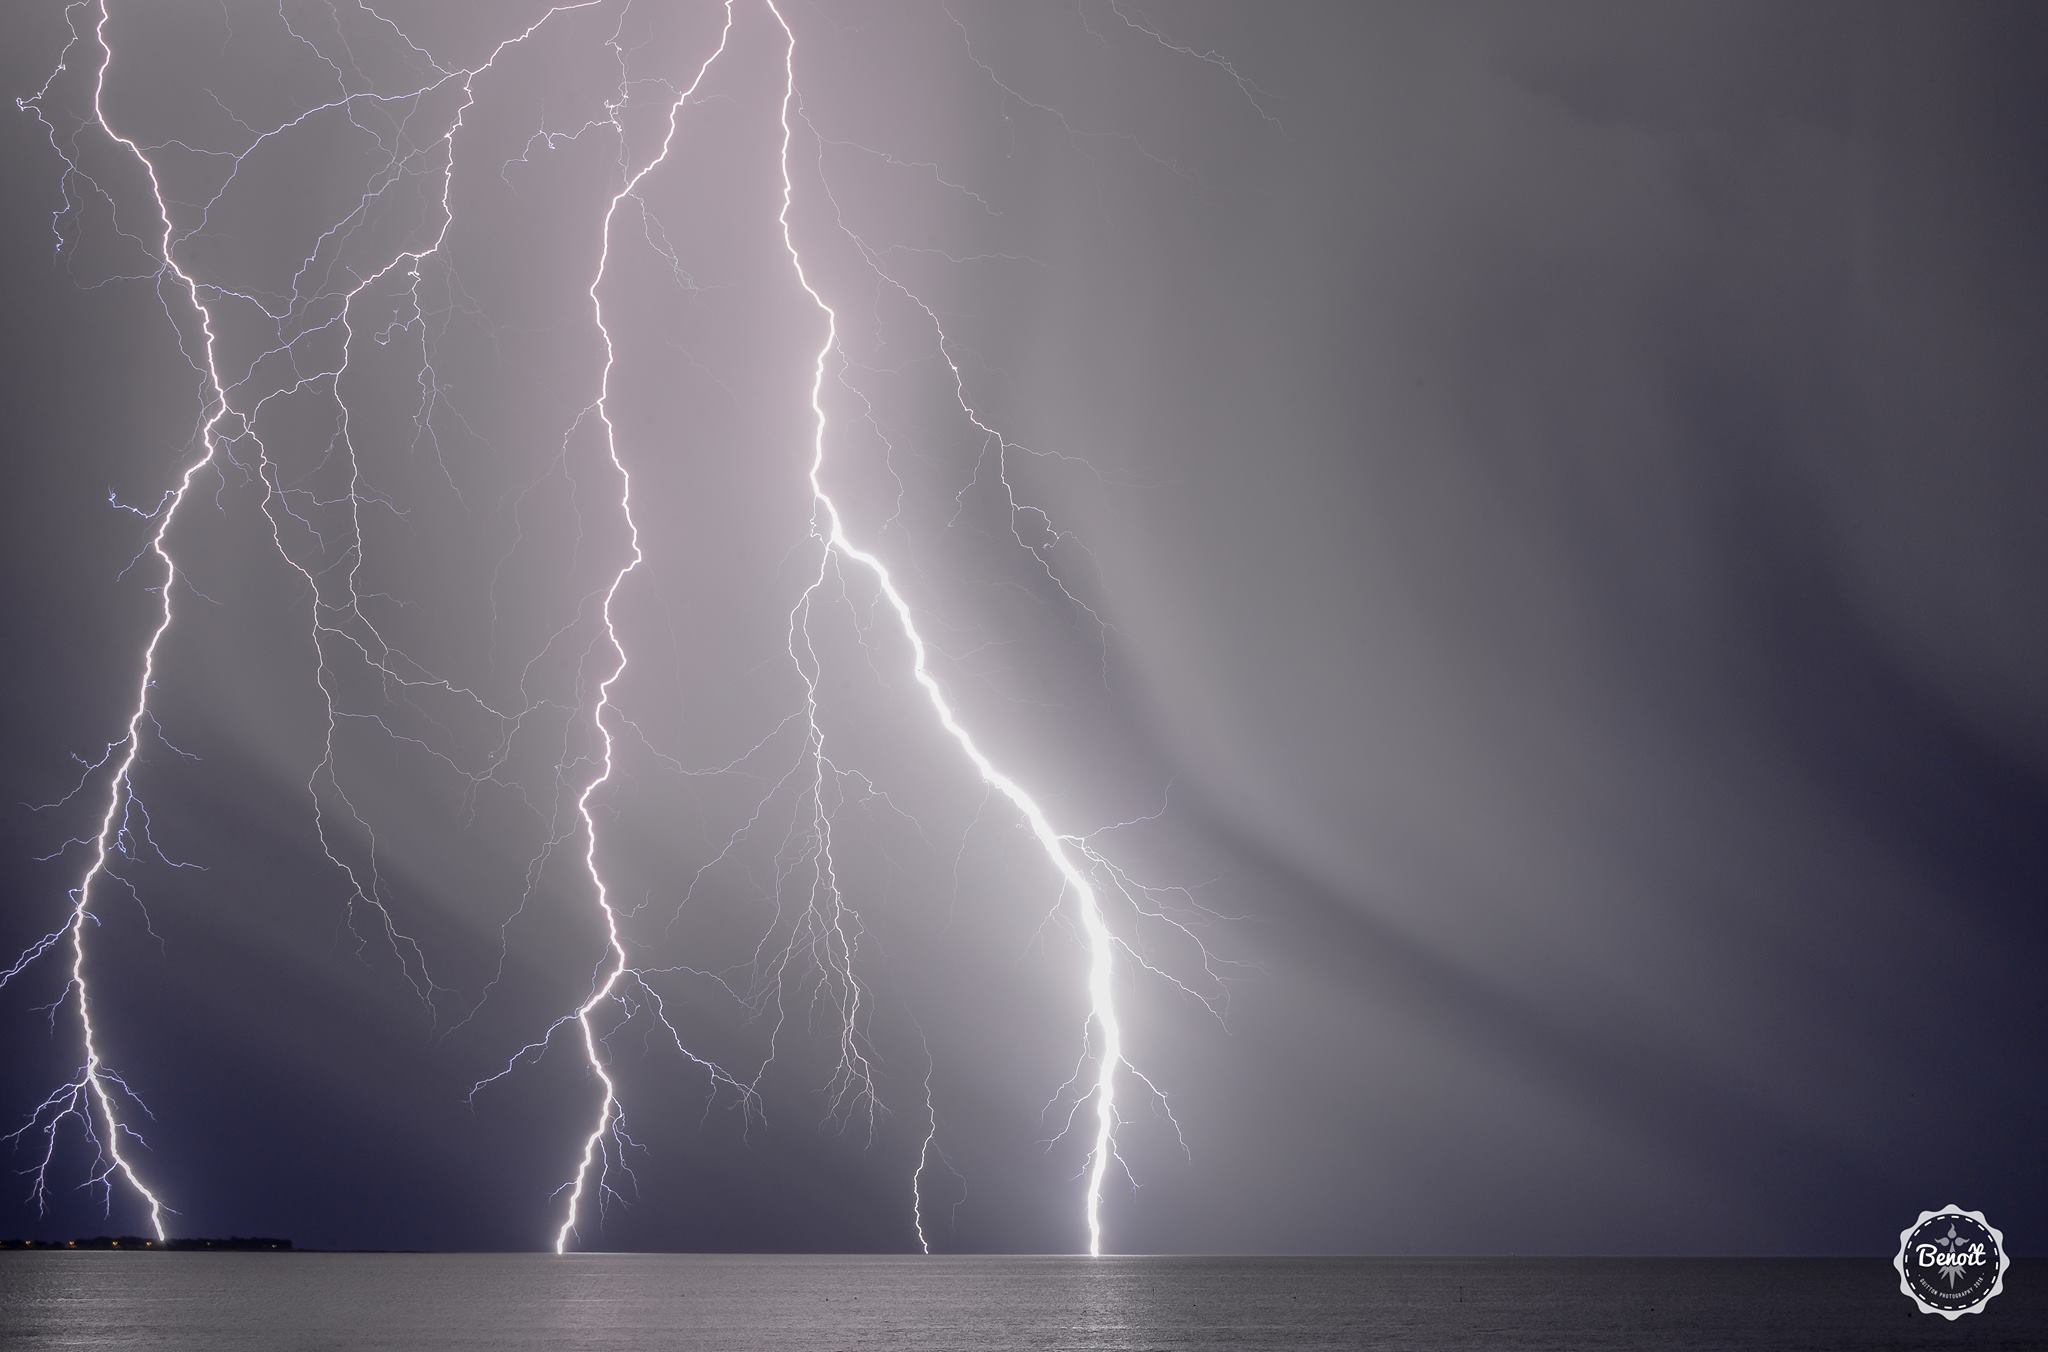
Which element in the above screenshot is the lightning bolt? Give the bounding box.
[9,0,612,1237]
[765,0,1224,1255]
[1,0,261,1242]
[545,0,737,1256]
[15,0,1260,1256]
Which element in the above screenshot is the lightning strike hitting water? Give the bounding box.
[11,0,615,1237]
[2,0,260,1242]
[13,0,1260,1254]
[546,1,736,1255]
[769,0,1124,1253]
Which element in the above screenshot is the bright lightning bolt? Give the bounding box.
[11,0,616,1239]
[1,0,253,1242]
[766,0,1196,1255]
[547,0,737,1256]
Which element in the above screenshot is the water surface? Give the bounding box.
[2,1254,2042,1349]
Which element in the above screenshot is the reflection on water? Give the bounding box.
[0,1253,2041,1350]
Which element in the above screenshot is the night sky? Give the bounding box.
[2,0,2045,1256]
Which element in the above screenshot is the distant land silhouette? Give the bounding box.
[0,1236,292,1251]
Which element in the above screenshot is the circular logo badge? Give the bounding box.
[1894,1205,2008,1318]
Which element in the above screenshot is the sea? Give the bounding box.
[1,1254,2042,1350]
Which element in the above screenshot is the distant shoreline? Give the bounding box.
[0,1237,293,1252]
